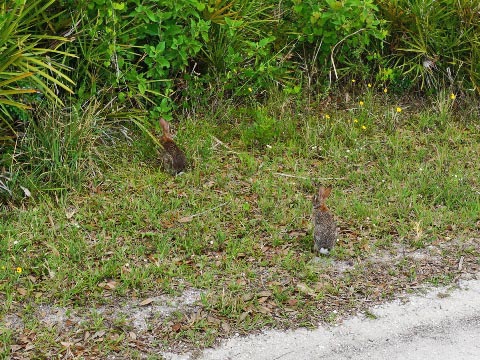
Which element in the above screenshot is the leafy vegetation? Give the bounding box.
[2,0,479,144]
[377,0,480,92]
[0,0,74,140]
[1,0,480,357]
[2,90,480,357]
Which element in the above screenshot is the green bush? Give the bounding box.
[55,0,210,118]
[193,1,294,101]
[286,0,387,82]
[376,0,480,93]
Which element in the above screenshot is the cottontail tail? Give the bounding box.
[312,186,337,254]
[159,118,187,174]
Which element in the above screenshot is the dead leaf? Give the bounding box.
[65,206,77,220]
[288,230,307,238]
[140,298,154,306]
[129,331,137,340]
[171,323,182,332]
[178,216,193,223]
[221,322,231,333]
[17,287,27,296]
[105,280,118,290]
[242,293,254,302]
[258,297,268,304]
[287,299,298,306]
[61,341,73,348]
[257,290,271,298]
[47,214,55,228]
[258,305,271,314]
[20,186,31,198]
[92,330,106,339]
[238,312,249,322]
[296,283,316,297]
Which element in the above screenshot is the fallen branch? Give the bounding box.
[273,172,345,181]
[211,135,240,154]
[330,28,365,82]
[178,201,230,223]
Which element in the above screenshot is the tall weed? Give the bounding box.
[5,102,105,200]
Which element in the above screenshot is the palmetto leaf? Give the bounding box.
[0,71,36,110]
[0,71,34,88]
[0,0,75,138]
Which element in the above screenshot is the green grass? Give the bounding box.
[1,92,479,357]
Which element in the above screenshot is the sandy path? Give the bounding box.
[166,275,480,360]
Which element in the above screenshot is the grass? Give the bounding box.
[1,91,480,358]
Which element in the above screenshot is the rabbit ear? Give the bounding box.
[159,118,172,138]
[159,118,169,132]
[319,186,332,199]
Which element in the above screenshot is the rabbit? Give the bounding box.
[312,185,337,255]
[159,118,187,174]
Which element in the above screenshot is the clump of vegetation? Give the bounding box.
[1,0,480,357]
[2,92,479,357]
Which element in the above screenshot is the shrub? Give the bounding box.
[376,0,480,93]
[0,0,74,142]
[56,0,210,118]
[285,0,387,84]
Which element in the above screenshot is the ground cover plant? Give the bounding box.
[1,89,479,357]
[1,0,480,358]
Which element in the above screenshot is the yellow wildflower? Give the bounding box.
[248,87,253,92]
[367,83,372,88]
[361,125,367,130]
[384,88,388,93]
[324,114,330,119]
[450,93,456,100]
[16,267,22,274]
[396,107,402,113]
[352,79,356,83]
[353,118,359,123]
[359,101,364,106]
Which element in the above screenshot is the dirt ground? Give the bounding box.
[174,273,480,360]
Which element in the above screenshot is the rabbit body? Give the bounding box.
[159,118,187,174]
[313,186,337,254]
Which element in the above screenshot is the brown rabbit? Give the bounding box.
[159,118,187,174]
[312,186,337,254]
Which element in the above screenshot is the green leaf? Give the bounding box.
[158,58,170,69]
[112,2,125,10]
